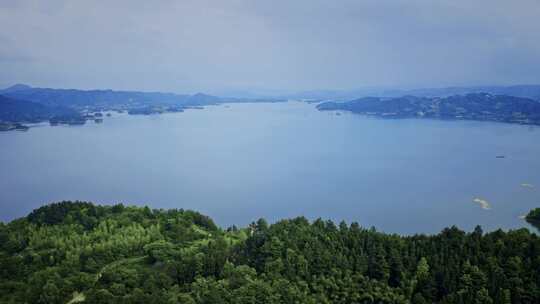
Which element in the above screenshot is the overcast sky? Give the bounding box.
[0,0,539,94]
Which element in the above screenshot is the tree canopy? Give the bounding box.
[1,201,539,303]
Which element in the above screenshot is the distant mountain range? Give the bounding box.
[0,84,224,109]
[317,93,540,125]
[0,84,284,128]
[0,94,77,124]
[386,85,540,100]
[2,83,540,129]
[285,85,540,101]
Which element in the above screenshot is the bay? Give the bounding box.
[1,101,539,234]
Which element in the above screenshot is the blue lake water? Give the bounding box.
[1,101,539,234]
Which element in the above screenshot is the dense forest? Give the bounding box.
[526,208,540,231]
[1,201,539,303]
[526,208,540,221]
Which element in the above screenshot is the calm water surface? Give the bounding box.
[1,101,539,234]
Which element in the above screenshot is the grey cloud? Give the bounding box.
[0,0,539,94]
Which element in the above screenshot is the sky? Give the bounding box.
[0,0,539,95]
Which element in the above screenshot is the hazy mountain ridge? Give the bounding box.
[318,93,540,125]
[287,85,540,101]
[1,83,32,93]
[403,85,540,100]
[3,84,540,130]
[0,94,77,123]
[0,84,220,108]
[0,84,286,128]
[0,83,287,110]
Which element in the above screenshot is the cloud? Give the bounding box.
[0,0,539,93]
[473,198,491,210]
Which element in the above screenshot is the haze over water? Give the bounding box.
[1,101,539,234]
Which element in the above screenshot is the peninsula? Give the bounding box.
[317,93,540,125]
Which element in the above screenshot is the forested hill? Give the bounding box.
[0,94,77,123]
[317,93,540,125]
[0,84,280,109]
[1,202,539,303]
[0,84,217,108]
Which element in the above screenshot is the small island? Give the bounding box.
[128,105,187,115]
[0,122,30,131]
[0,122,29,131]
[49,114,87,126]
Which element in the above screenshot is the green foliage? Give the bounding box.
[1,201,539,303]
[527,208,540,220]
[526,208,540,232]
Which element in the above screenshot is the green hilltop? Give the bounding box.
[1,201,539,303]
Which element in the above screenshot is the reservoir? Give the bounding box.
[1,101,539,234]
